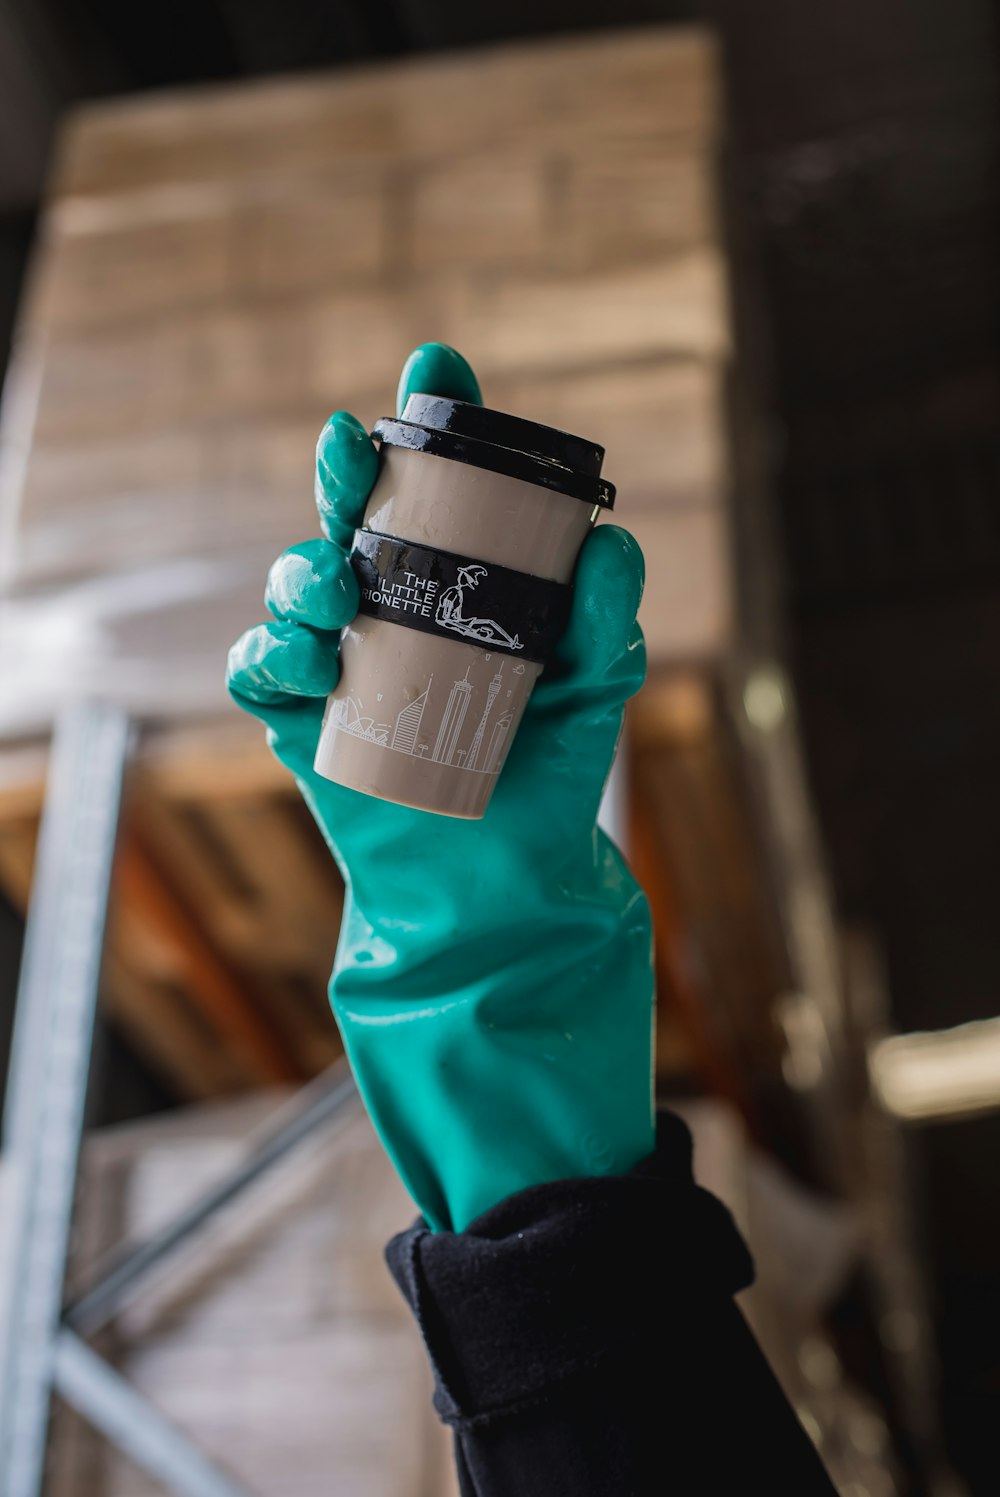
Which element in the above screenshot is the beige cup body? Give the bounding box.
[313,446,597,817]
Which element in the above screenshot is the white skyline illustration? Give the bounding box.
[328,696,389,745]
[330,660,516,775]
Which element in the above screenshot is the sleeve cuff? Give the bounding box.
[384,1110,755,1427]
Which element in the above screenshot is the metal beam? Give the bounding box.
[64,1063,357,1336]
[0,704,131,1497]
[54,1332,253,1497]
[0,704,358,1496]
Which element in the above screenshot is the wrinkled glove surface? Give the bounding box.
[227,343,655,1231]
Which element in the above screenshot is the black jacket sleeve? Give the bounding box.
[385,1110,839,1496]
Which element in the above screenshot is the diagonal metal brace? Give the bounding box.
[54,1331,251,1497]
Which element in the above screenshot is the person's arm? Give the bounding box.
[227,343,838,1494]
[387,1111,839,1497]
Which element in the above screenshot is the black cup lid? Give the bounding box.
[372,394,615,509]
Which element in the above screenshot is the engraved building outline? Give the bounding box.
[465,665,503,772]
[432,667,473,765]
[391,679,432,754]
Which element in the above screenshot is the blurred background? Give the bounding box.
[0,2,997,1495]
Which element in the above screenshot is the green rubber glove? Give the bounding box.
[227,343,655,1232]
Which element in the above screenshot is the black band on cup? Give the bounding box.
[349,531,572,664]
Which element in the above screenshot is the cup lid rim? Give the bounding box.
[374,395,616,509]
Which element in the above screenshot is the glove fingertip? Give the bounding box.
[227,620,340,703]
[396,343,482,415]
[315,410,378,541]
[266,540,360,630]
[582,521,645,599]
[539,523,645,695]
[571,522,644,638]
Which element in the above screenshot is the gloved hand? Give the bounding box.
[227,343,655,1232]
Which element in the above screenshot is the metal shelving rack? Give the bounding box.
[0,703,357,1497]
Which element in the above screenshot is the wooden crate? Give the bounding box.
[44,1094,459,1497]
[629,673,791,1112]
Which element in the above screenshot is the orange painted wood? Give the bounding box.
[114,831,304,1085]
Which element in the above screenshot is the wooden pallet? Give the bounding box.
[0,726,344,1100]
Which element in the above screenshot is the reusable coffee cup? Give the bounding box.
[313,394,616,817]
